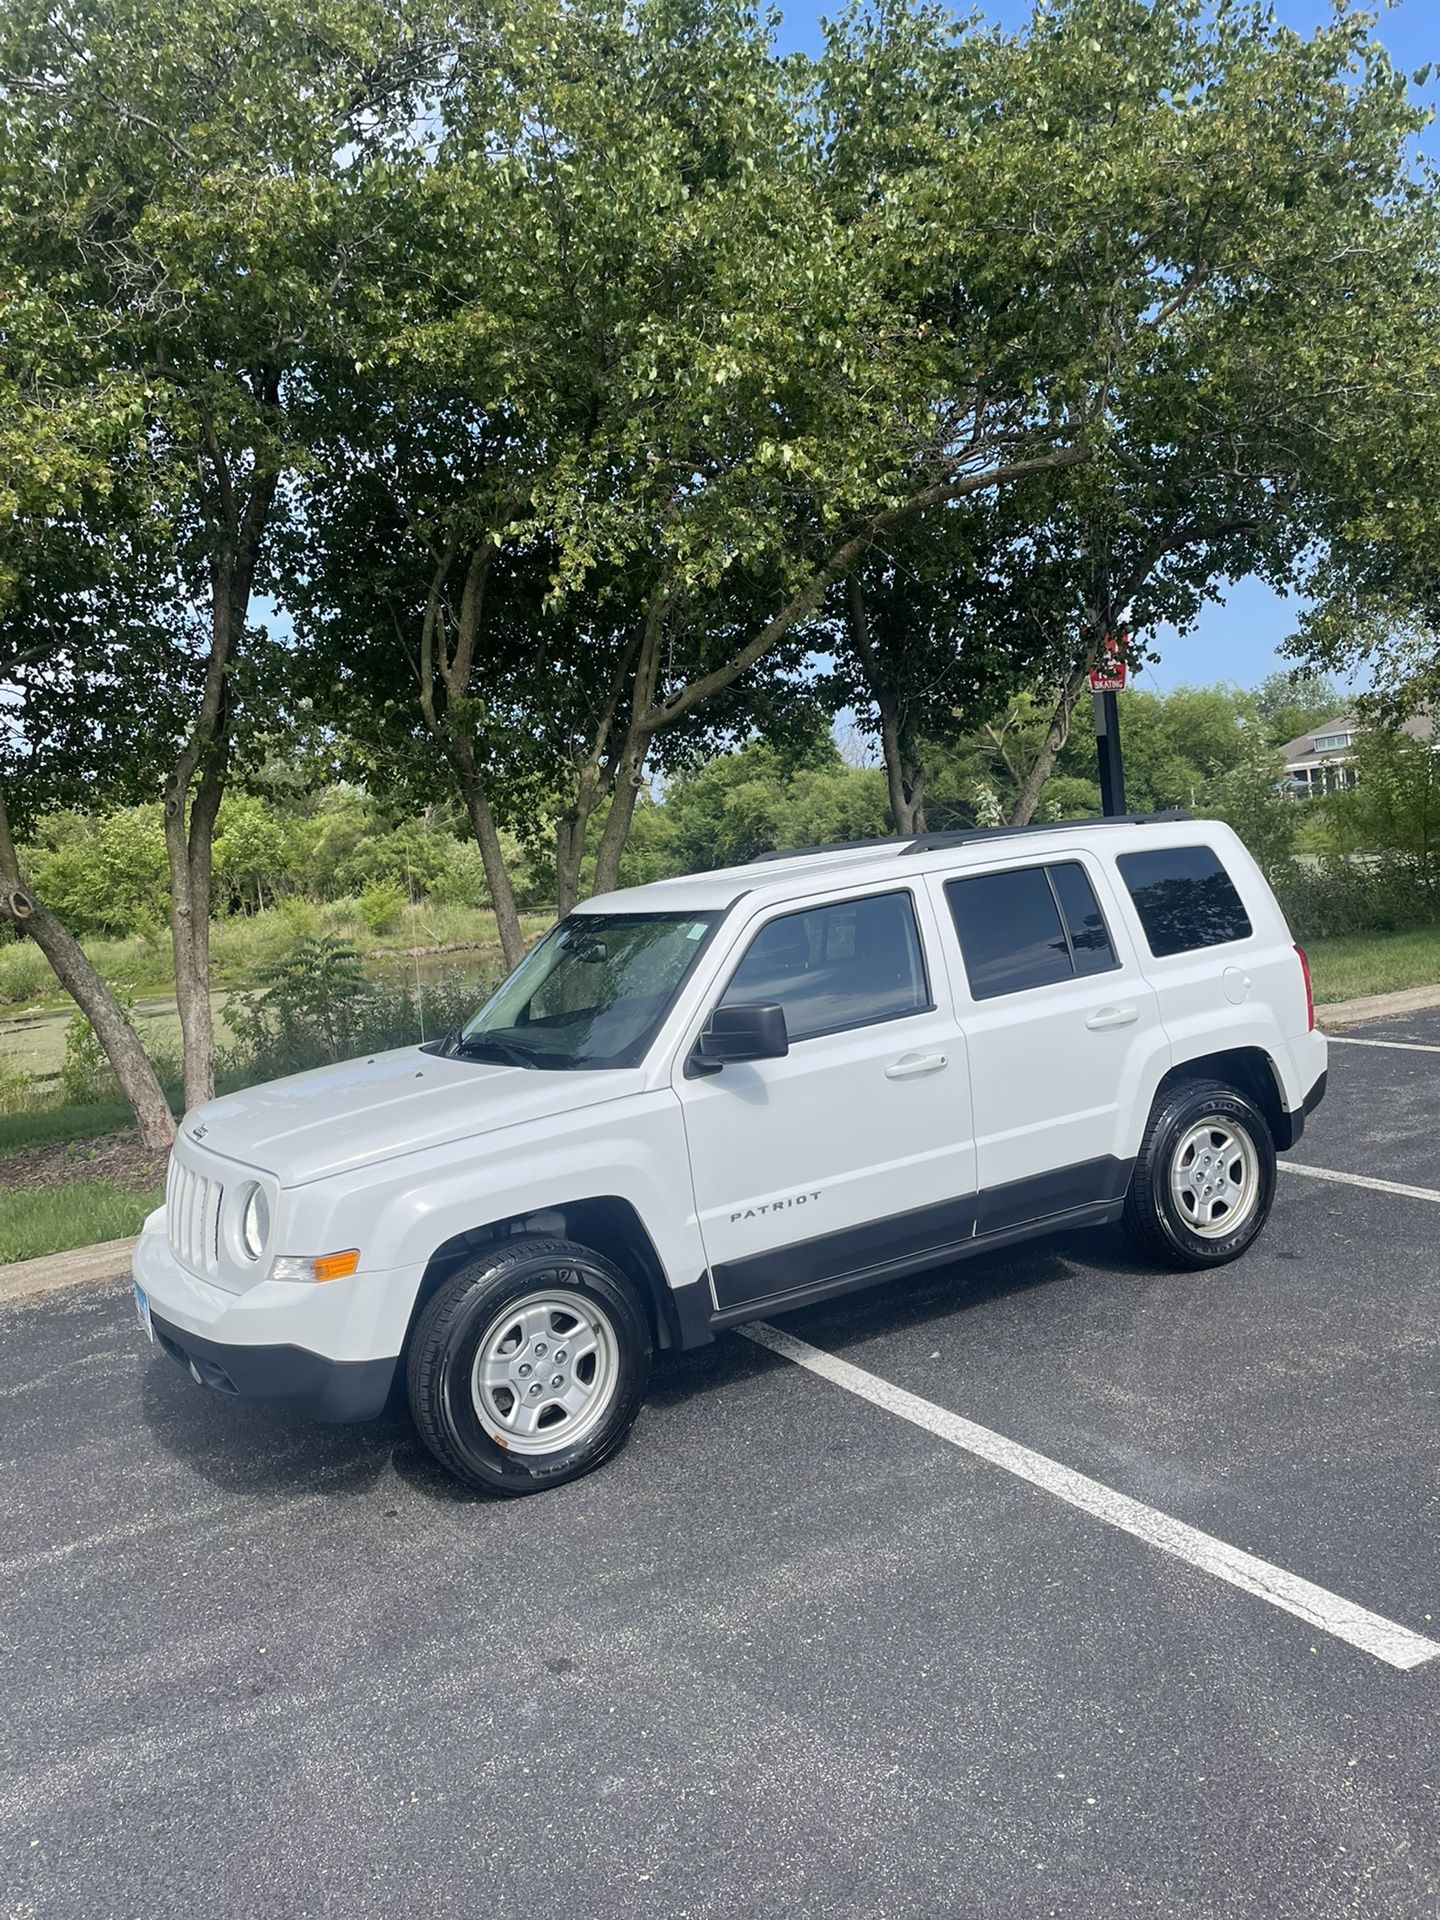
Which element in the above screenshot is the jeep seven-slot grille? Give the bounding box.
[166,1158,224,1276]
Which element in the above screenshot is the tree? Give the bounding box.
[0,0,444,1106]
[1254,669,1346,749]
[948,0,1439,825]
[292,0,1128,940]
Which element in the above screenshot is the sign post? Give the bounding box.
[1089,634,1128,817]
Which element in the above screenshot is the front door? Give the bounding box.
[675,886,977,1312]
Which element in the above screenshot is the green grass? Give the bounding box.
[0,1100,137,1160]
[0,1178,165,1264]
[1307,924,1440,1004]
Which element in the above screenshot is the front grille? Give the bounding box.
[166,1157,224,1276]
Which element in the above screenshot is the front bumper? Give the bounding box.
[149,1309,396,1422]
[133,1223,418,1424]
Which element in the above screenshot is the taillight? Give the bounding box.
[1295,944,1315,1031]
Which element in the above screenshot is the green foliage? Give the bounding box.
[1274,858,1437,942]
[24,808,169,937]
[1254,670,1345,750]
[1321,725,1440,883]
[60,987,137,1106]
[54,984,184,1106]
[658,739,890,871]
[221,938,486,1082]
[356,881,408,934]
[0,1060,33,1117]
[1198,742,1299,886]
[0,938,53,1008]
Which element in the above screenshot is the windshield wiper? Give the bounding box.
[448,1034,538,1069]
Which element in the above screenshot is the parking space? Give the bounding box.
[2,1037,1437,1919]
[1292,1007,1440,1190]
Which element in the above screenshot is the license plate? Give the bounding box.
[133,1282,154,1343]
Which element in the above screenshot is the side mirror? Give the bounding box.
[696,1002,789,1066]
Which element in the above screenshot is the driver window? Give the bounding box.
[720,891,927,1043]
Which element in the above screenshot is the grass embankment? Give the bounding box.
[1306,925,1440,1005]
[0,1180,165,1266]
[0,1108,169,1264]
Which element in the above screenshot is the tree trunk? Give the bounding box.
[164,430,279,1111]
[554,760,608,920]
[0,786,174,1151]
[844,574,927,835]
[591,758,644,898]
[878,704,927,835]
[164,740,227,1112]
[586,592,665,900]
[455,739,527,969]
[1008,653,1097,826]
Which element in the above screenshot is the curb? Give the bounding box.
[1317,982,1440,1029]
[0,1235,138,1308]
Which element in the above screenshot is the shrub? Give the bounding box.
[59,986,139,1106]
[0,1061,35,1117]
[356,880,408,934]
[0,939,53,1008]
[221,937,492,1085]
[1274,854,1440,942]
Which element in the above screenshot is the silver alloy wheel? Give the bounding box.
[470,1285,620,1456]
[1169,1116,1260,1239]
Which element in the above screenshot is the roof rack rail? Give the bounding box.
[899,810,1192,855]
[748,835,913,864]
[747,810,1192,867]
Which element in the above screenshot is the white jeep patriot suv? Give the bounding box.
[132,812,1327,1494]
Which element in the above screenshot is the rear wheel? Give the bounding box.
[406,1237,652,1494]
[1122,1079,1276,1269]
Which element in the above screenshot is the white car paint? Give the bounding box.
[132,815,1327,1408]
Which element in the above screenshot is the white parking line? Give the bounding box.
[1327,1035,1440,1056]
[742,1322,1440,1672]
[1280,1161,1440,1204]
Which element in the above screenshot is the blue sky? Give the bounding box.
[775,0,1438,695]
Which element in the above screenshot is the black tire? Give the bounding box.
[406,1237,652,1495]
[1122,1079,1276,1270]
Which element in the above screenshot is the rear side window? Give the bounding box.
[1117,845,1252,957]
[945,861,1119,1000]
[721,890,928,1041]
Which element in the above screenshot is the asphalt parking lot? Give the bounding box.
[3,1014,1437,1920]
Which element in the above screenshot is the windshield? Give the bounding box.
[456,911,719,1070]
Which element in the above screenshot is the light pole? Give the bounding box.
[1089,629,1128,817]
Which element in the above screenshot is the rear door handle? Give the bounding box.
[885,1052,948,1080]
[1085,1006,1139,1031]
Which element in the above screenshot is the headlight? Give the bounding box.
[240,1185,271,1262]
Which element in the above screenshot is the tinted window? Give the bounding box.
[1049,862,1119,977]
[946,861,1119,999]
[720,892,928,1041]
[1118,845,1252,957]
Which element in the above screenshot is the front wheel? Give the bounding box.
[406,1237,652,1494]
[1122,1080,1276,1270]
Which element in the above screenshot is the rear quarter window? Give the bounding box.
[1117,845,1253,957]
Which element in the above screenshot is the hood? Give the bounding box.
[184,1046,643,1187]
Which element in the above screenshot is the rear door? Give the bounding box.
[675,884,977,1312]
[928,854,1169,1231]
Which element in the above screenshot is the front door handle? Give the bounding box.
[885,1052,948,1080]
[1085,1006,1139,1031]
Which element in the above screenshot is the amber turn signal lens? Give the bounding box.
[311,1249,361,1283]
